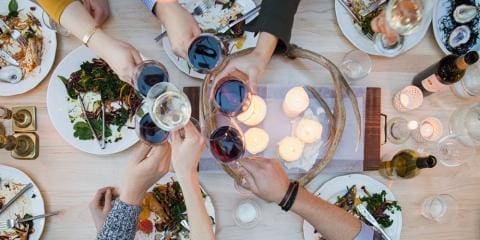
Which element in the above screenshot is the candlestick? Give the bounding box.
[237,95,267,126]
[244,128,269,155]
[282,87,310,118]
[0,132,39,160]
[295,118,323,144]
[0,106,12,119]
[393,86,423,112]
[278,136,304,162]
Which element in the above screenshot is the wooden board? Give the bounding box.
[363,87,381,171]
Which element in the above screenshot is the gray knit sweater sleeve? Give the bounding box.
[96,200,141,240]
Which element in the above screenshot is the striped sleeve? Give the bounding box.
[37,0,74,23]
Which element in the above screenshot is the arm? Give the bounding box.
[96,200,141,240]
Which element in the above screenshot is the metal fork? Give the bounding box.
[0,19,28,47]
[0,211,61,231]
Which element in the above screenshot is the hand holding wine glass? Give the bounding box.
[171,121,206,179]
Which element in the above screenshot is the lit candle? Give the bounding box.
[282,87,310,118]
[295,118,323,144]
[244,127,270,155]
[412,117,443,142]
[237,95,267,126]
[278,136,304,162]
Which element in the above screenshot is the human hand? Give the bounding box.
[238,157,290,204]
[171,121,206,179]
[155,1,201,58]
[82,0,110,26]
[119,143,171,206]
[89,187,118,231]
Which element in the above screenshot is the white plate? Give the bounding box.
[334,0,432,57]
[432,0,480,55]
[0,0,57,96]
[46,45,139,155]
[135,172,216,240]
[303,174,402,240]
[162,0,258,79]
[0,165,45,240]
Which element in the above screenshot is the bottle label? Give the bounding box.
[421,74,450,93]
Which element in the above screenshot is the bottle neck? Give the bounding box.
[416,155,437,169]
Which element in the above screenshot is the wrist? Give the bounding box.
[119,187,144,206]
[87,30,112,58]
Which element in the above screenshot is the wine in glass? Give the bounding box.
[213,75,252,117]
[136,113,170,145]
[132,60,169,97]
[187,33,226,74]
[209,125,245,164]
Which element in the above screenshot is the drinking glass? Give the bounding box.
[233,198,262,228]
[135,112,170,146]
[340,50,372,82]
[451,62,480,98]
[417,134,476,167]
[421,194,457,223]
[387,117,418,144]
[42,11,71,36]
[187,33,226,74]
[211,73,252,117]
[132,60,169,97]
[449,104,480,145]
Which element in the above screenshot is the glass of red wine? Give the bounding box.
[132,60,169,97]
[187,33,226,74]
[211,72,252,117]
[135,111,170,145]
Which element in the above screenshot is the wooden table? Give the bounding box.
[1,0,479,239]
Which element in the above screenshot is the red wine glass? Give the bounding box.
[210,72,252,117]
[131,60,169,97]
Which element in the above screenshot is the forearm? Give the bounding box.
[96,200,141,240]
[177,172,215,240]
[252,32,278,65]
[291,187,362,240]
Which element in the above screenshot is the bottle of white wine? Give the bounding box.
[412,51,479,96]
[380,149,437,179]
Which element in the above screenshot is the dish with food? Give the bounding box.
[0,0,56,96]
[0,165,45,240]
[334,0,432,57]
[303,174,402,240]
[135,173,215,240]
[47,46,139,155]
[162,0,258,79]
[432,0,480,55]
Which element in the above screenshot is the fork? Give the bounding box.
[0,211,61,231]
[0,19,28,47]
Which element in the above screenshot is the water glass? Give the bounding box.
[233,198,262,228]
[417,134,476,167]
[340,50,372,81]
[421,194,457,223]
[449,104,480,145]
[451,62,480,98]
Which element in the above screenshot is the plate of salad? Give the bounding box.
[46,45,141,155]
[135,173,216,240]
[303,174,402,240]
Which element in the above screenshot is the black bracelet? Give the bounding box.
[282,181,300,212]
[279,181,296,207]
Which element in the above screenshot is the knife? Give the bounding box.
[0,183,33,215]
[0,49,19,66]
[218,5,261,34]
[77,95,105,149]
[356,204,393,240]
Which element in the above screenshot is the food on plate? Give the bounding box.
[0,0,43,78]
[335,185,401,228]
[137,179,214,239]
[338,0,385,37]
[0,180,36,240]
[59,58,142,143]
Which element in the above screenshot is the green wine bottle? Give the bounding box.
[380,149,437,179]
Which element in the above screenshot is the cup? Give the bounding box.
[421,194,457,223]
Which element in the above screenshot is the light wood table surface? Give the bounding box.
[1,0,479,239]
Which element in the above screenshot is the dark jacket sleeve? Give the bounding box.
[245,0,301,53]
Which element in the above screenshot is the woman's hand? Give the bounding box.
[155,1,201,58]
[170,121,206,179]
[82,0,110,26]
[89,187,118,231]
[119,143,171,206]
[238,157,290,204]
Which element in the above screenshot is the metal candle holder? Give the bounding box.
[0,106,37,132]
[0,123,39,160]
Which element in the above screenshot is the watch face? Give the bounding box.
[188,34,225,74]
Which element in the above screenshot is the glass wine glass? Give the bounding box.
[187,33,226,74]
[41,11,71,36]
[451,62,480,98]
[372,0,433,55]
[421,194,457,223]
[211,73,252,117]
[135,111,170,146]
[340,50,373,82]
[449,103,480,146]
[417,134,476,167]
[132,60,169,97]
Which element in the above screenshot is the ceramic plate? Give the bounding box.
[335,0,432,57]
[162,0,258,79]
[46,45,139,155]
[0,0,56,96]
[0,165,45,240]
[303,174,402,240]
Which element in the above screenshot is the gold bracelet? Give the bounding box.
[82,26,99,46]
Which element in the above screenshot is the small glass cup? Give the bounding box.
[340,50,373,82]
[211,72,252,117]
[187,33,226,74]
[132,60,169,97]
[421,194,457,223]
[451,62,480,98]
[233,198,262,228]
[387,117,418,144]
[42,11,71,36]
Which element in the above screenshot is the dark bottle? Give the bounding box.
[380,149,437,179]
[412,51,479,96]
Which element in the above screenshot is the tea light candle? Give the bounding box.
[282,87,310,118]
[278,136,305,162]
[295,118,323,144]
[412,117,444,142]
[244,128,270,155]
[393,86,423,112]
[237,95,267,126]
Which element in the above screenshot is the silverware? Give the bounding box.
[0,19,28,47]
[77,95,105,149]
[100,101,106,149]
[0,211,61,230]
[0,49,19,66]
[356,204,392,240]
[218,5,261,34]
[0,65,23,84]
[0,183,33,215]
